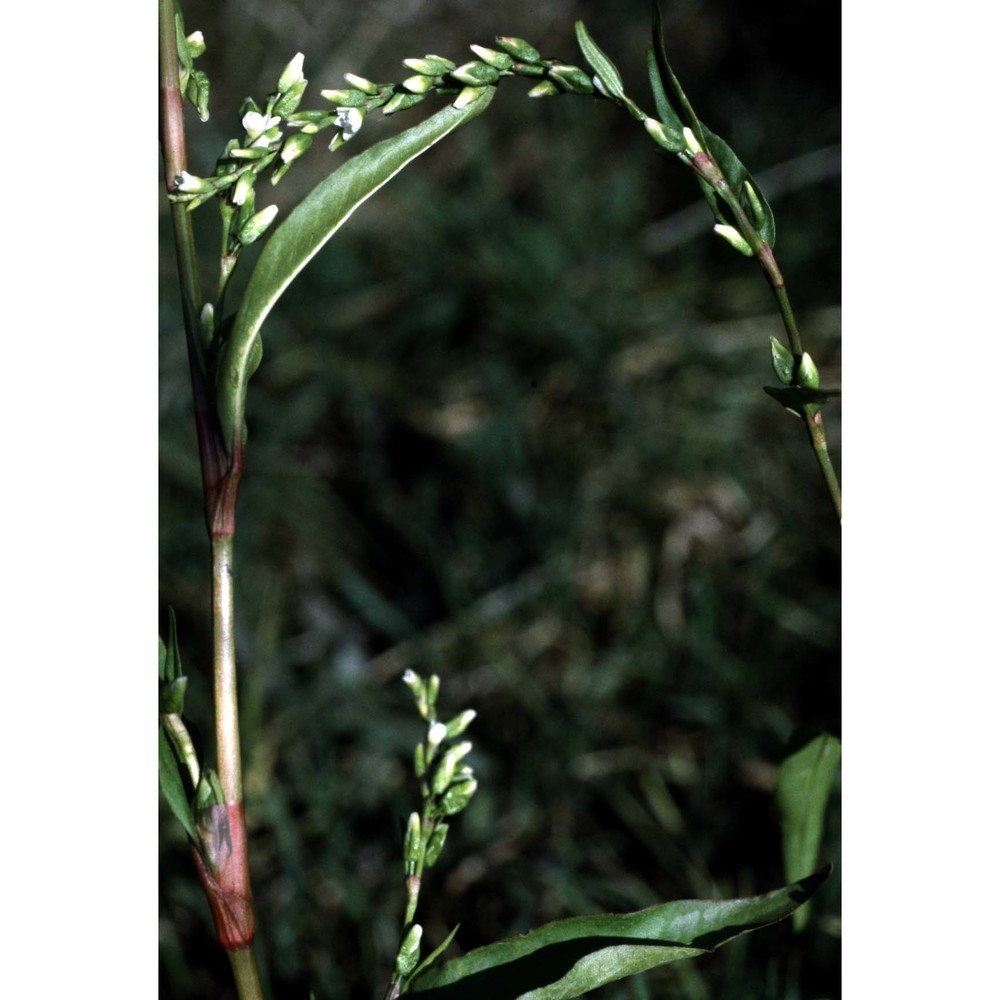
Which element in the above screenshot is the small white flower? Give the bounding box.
[242,110,282,140]
[334,106,364,140]
[427,722,447,746]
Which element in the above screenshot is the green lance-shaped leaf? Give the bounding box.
[650,2,706,152]
[159,725,198,840]
[574,21,627,103]
[406,868,829,998]
[644,46,684,138]
[216,88,495,452]
[777,734,840,931]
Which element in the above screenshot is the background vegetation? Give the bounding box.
[159,1,840,996]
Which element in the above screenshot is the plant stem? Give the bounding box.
[160,2,263,993]
[804,407,842,521]
[212,535,243,802]
[229,948,265,1000]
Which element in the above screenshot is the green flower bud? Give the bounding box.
[682,126,703,155]
[279,132,313,164]
[227,146,274,160]
[403,55,456,76]
[403,669,430,719]
[403,812,423,874]
[235,185,256,229]
[431,741,473,795]
[383,90,426,115]
[527,80,560,98]
[236,204,279,245]
[644,117,685,153]
[797,352,821,389]
[186,31,206,59]
[394,924,423,978]
[450,61,501,86]
[277,52,305,94]
[239,97,263,117]
[713,224,754,257]
[194,768,224,810]
[402,74,436,94]
[414,741,427,777]
[469,44,514,71]
[744,180,769,237]
[495,35,543,64]
[231,170,255,206]
[320,87,368,107]
[547,64,594,95]
[343,72,379,95]
[186,68,210,122]
[426,675,440,710]
[424,823,449,867]
[160,676,188,715]
[441,777,478,815]
[770,336,795,386]
[174,170,214,194]
[443,709,476,739]
[451,86,483,109]
[273,78,308,117]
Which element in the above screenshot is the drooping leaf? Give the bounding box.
[574,21,627,103]
[777,734,841,931]
[406,868,829,999]
[217,88,496,452]
[159,725,198,840]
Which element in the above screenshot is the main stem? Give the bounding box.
[160,2,263,995]
[213,535,243,801]
[709,174,841,520]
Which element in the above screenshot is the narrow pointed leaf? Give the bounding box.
[645,46,684,136]
[217,88,496,451]
[407,868,829,999]
[650,3,707,152]
[777,733,840,931]
[574,21,627,103]
[159,725,198,840]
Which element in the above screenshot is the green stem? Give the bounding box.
[804,407,842,521]
[711,178,840,518]
[229,948,265,1000]
[161,2,263,993]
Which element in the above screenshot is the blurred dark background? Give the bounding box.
[159,1,840,997]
